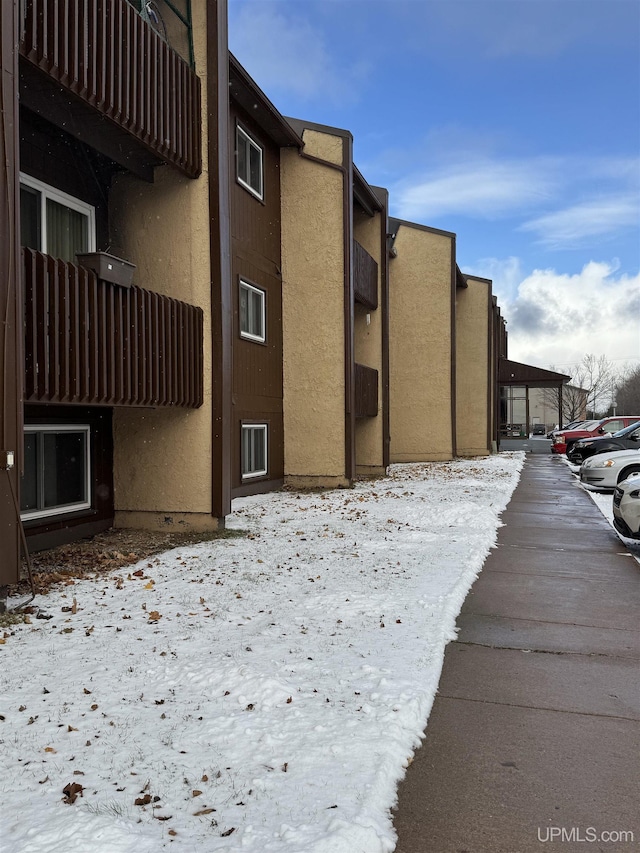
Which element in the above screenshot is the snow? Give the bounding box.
[1,454,524,853]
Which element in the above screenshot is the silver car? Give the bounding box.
[579,449,640,490]
[613,475,640,539]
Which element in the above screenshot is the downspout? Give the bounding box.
[379,194,390,470]
[486,286,493,452]
[295,148,355,483]
[449,237,458,458]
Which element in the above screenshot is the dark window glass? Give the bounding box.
[20,185,41,251]
[21,428,89,516]
[43,432,86,508]
[21,433,38,512]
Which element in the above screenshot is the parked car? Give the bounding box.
[568,420,640,465]
[579,449,640,490]
[612,474,640,539]
[551,420,600,454]
[551,417,640,455]
[546,420,587,439]
[532,423,547,435]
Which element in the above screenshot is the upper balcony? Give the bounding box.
[19,0,201,180]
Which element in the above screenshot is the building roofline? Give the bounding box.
[388,217,456,241]
[284,116,353,142]
[464,273,493,285]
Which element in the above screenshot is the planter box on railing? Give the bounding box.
[76,252,136,288]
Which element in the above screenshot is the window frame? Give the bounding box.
[20,424,92,520]
[239,279,267,344]
[19,172,96,256]
[235,124,264,201]
[241,423,268,480]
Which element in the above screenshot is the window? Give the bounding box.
[241,424,268,479]
[21,425,91,520]
[239,280,266,342]
[19,174,95,263]
[236,126,264,200]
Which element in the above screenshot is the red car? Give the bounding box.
[552,416,640,455]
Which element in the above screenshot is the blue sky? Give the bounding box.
[228,0,640,375]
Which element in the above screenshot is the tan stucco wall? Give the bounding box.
[456,278,491,456]
[108,3,217,530]
[280,136,348,486]
[301,130,344,166]
[354,208,385,475]
[389,225,454,462]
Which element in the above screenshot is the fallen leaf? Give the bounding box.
[134,794,152,806]
[148,611,162,621]
[44,747,56,753]
[62,782,83,804]
[193,807,216,816]
[192,790,203,797]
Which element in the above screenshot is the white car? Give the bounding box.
[613,475,640,539]
[579,449,640,490]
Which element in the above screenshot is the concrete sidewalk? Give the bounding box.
[393,454,640,853]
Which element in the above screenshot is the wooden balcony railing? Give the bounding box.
[354,362,378,418]
[20,0,201,178]
[353,240,378,310]
[23,249,203,408]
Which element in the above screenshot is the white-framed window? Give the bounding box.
[241,424,268,479]
[239,280,266,343]
[236,125,264,200]
[19,173,96,263]
[20,425,91,520]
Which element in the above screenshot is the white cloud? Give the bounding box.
[228,2,368,104]
[495,260,640,368]
[394,159,557,221]
[520,195,640,249]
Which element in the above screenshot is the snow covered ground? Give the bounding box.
[1,454,524,853]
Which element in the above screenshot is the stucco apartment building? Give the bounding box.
[387,222,504,463]
[1,0,512,593]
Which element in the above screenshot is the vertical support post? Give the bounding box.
[208,0,232,520]
[0,0,22,586]
[558,383,564,431]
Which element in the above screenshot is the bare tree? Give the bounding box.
[578,354,617,416]
[615,364,640,414]
[544,354,618,422]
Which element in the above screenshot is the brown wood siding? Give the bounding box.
[0,0,22,585]
[22,405,113,550]
[23,249,203,408]
[230,103,284,494]
[19,0,201,178]
[355,362,378,418]
[353,240,378,310]
[230,106,283,263]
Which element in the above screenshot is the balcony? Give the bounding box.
[23,249,203,408]
[354,362,378,418]
[19,0,201,179]
[353,240,378,310]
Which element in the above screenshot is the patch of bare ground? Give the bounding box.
[19,527,243,594]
